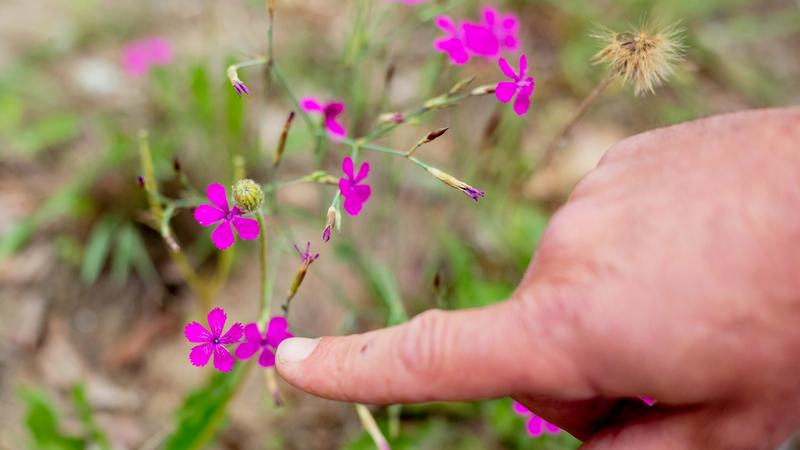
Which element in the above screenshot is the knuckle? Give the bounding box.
[396,309,449,383]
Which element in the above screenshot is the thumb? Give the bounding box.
[275,299,591,404]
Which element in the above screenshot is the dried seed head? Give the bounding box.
[232,179,264,213]
[425,167,485,202]
[593,22,685,96]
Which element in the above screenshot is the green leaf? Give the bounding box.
[19,388,86,450]
[163,363,249,450]
[111,223,135,285]
[71,384,111,450]
[11,114,81,155]
[81,216,118,284]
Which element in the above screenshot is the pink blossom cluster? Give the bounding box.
[434,7,519,65]
[184,308,293,373]
[122,37,173,77]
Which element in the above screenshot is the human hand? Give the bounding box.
[276,108,800,449]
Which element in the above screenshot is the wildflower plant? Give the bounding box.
[129,1,687,448]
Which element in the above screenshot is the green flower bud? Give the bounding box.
[232,179,264,213]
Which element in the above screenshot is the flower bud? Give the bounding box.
[232,179,264,213]
[470,84,497,96]
[323,206,336,242]
[426,167,485,202]
[226,66,249,97]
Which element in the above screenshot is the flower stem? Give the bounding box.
[538,72,615,170]
[256,213,271,327]
[355,404,391,450]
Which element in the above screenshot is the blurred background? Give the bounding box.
[1,0,799,449]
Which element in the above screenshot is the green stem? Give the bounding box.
[355,404,391,450]
[256,213,271,327]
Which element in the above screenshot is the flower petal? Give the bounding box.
[355,160,370,182]
[206,183,229,212]
[219,322,243,345]
[325,119,346,139]
[462,23,499,57]
[434,37,469,65]
[481,6,497,26]
[353,184,371,202]
[498,57,516,80]
[212,345,236,373]
[300,97,322,112]
[342,156,355,180]
[193,204,224,227]
[232,216,259,240]
[513,89,531,115]
[189,343,213,367]
[343,195,364,216]
[234,341,259,360]
[526,416,544,437]
[211,220,235,250]
[501,15,518,31]
[243,323,263,343]
[545,421,560,434]
[434,15,456,33]
[265,317,291,347]
[207,307,227,338]
[512,401,530,416]
[518,53,528,78]
[495,82,517,103]
[324,102,344,119]
[184,321,212,343]
[339,177,354,195]
[258,348,276,368]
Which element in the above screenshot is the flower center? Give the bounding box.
[213,338,220,344]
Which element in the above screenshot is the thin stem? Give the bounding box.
[266,0,275,65]
[256,213,271,327]
[538,73,615,169]
[355,404,391,450]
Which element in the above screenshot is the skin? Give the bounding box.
[276,107,800,449]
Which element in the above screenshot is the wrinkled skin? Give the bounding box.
[276,108,800,449]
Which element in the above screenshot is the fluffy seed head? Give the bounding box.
[593,22,685,96]
[232,179,264,213]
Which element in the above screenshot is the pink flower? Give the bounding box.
[496,53,535,115]
[512,402,560,438]
[338,156,371,216]
[234,317,293,368]
[122,37,173,77]
[462,7,519,58]
[300,97,346,140]
[193,183,260,250]
[434,16,469,65]
[184,308,243,373]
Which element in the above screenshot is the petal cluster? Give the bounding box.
[122,37,173,77]
[434,7,519,65]
[496,53,536,115]
[235,317,293,368]
[338,156,372,216]
[184,308,243,373]
[194,183,260,250]
[512,402,560,438]
[301,97,347,140]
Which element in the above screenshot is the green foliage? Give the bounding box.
[71,385,112,450]
[162,363,249,450]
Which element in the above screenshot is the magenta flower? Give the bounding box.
[496,53,535,115]
[300,97,346,140]
[194,183,260,251]
[235,317,293,367]
[338,156,371,216]
[184,308,243,373]
[513,402,560,438]
[462,7,519,58]
[434,16,469,65]
[122,37,173,77]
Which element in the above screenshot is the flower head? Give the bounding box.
[496,53,535,115]
[301,97,346,139]
[295,241,320,267]
[512,402,560,438]
[194,183,260,250]
[433,16,469,65]
[462,7,519,58]
[593,22,685,96]
[338,156,372,216]
[232,179,264,213]
[226,66,250,97]
[235,317,293,367]
[122,37,173,77]
[184,308,243,373]
[426,166,484,201]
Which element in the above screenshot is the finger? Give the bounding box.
[276,299,594,405]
